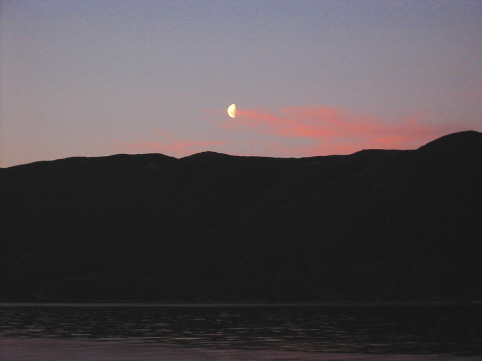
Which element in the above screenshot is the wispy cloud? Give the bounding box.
[108,106,473,159]
[221,105,465,156]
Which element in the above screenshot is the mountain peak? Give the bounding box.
[181,151,233,162]
[418,130,482,154]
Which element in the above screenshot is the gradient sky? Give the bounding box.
[1,0,481,167]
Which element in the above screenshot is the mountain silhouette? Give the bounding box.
[1,131,481,302]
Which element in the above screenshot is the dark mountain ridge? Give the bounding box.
[1,131,481,302]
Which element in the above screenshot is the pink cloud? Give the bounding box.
[107,107,474,159]
[222,105,465,155]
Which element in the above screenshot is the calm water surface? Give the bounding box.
[1,303,481,360]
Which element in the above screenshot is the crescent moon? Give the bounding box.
[227,104,236,118]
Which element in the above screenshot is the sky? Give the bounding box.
[1,0,481,167]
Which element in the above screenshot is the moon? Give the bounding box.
[227,104,236,118]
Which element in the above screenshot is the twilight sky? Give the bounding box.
[1,0,481,167]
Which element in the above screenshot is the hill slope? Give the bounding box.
[1,131,481,302]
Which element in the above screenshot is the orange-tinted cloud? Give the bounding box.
[222,105,465,155]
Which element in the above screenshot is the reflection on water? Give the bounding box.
[0,304,481,356]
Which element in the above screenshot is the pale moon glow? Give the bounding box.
[227,104,236,118]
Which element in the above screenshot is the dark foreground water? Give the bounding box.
[1,303,481,360]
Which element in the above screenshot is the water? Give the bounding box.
[1,303,481,360]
